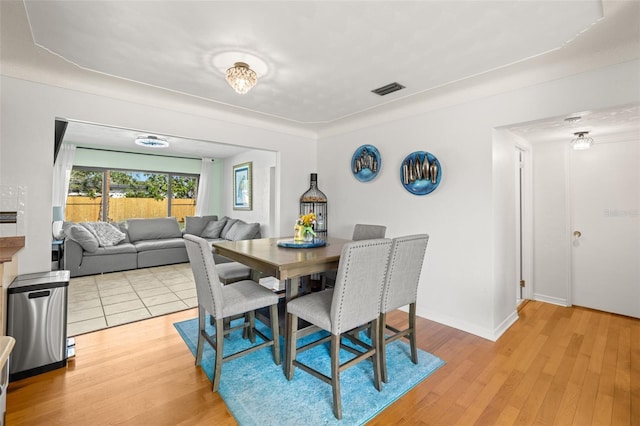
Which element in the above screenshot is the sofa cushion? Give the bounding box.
[83,243,137,256]
[126,217,182,242]
[67,224,99,253]
[200,219,227,239]
[220,217,239,239]
[133,237,186,252]
[184,215,219,236]
[225,221,261,241]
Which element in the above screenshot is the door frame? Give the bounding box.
[515,142,534,301]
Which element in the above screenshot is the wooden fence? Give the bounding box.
[65,196,196,225]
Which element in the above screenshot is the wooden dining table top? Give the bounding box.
[212,236,351,281]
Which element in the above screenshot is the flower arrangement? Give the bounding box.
[294,212,316,242]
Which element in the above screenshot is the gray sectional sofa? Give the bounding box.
[63,215,261,277]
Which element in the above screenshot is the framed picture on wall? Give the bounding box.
[233,162,252,210]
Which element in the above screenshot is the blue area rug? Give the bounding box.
[174,317,445,425]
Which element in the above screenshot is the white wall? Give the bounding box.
[491,129,519,335]
[0,76,316,275]
[532,141,571,306]
[2,59,638,341]
[317,60,640,340]
[222,150,277,237]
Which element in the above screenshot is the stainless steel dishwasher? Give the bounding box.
[6,270,69,382]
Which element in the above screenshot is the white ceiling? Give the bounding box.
[507,103,640,145]
[3,1,639,157]
[24,0,603,124]
[62,121,254,160]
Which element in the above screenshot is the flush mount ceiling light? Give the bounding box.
[135,135,169,148]
[225,62,258,95]
[570,131,593,150]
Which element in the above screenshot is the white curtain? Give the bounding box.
[52,143,76,211]
[195,157,213,216]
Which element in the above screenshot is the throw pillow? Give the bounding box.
[225,221,260,241]
[116,221,131,243]
[67,224,99,253]
[200,219,227,239]
[184,215,219,236]
[219,217,239,239]
[61,221,76,239]
[81,222,126,247]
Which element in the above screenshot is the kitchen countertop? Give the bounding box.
[0,236,25,263]
[0,336,15,370]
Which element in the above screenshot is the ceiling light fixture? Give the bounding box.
[225,62,257,94]
[135,135,169,148]
[570,131,593,150]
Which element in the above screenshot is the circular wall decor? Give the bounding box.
[351,144,381,182]
[400,151,442,195]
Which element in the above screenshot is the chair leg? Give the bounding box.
[196,306,206,366]
[212,318,225,392]
[379,312,388,383]
[370,318,382,391]
[285,312,298,380]
[331,334,342,420]
[269,304,281,365]
[247,311,256,343]
[409,303,418,364]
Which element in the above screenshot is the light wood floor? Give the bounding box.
[6,301,639,425]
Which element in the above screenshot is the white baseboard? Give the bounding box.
[493,310,519,340]
[415,306,520,342]
[416,306,494,342]
[533,293,569,307]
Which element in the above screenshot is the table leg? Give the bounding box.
[283,276,300,377]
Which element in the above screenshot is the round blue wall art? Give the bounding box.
[351,144,381,182]
[400,151,442,195]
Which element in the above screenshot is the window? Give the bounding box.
[66,167,198,227]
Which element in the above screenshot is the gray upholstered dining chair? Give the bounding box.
[285,238,392,420]
[352,223,387,241]
[215,261,252,285]
[379,234,429,383]
[183,234,280,392]
[184,232,251,285]
[321,223,387,289]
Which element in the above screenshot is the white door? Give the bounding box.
[570,139,640,318]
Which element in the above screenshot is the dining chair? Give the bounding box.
[215,261,252,285]
[183,234,280,392]
[352,223,387,241]
[321,223,387,290]
[379,234,429,383]
[285,238,392,419]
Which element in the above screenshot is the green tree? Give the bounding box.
[144,173,168,201]
[172,176,197,199]
[69,170,103,198]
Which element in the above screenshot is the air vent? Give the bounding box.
[371,82,406,96]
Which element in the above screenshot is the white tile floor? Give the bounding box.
[67,263,197,336]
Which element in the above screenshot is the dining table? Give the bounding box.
[212,236,351,375]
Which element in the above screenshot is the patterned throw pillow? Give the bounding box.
[80,222,127,247]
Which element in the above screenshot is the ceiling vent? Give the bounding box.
[371,82,405,96]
